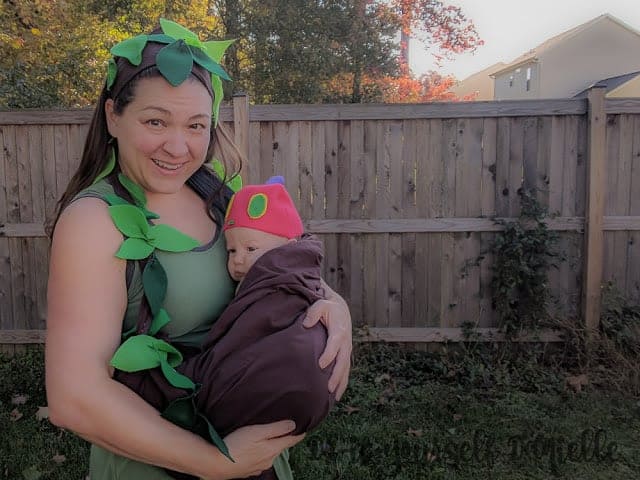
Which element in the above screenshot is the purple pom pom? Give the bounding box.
[266,175,285,185]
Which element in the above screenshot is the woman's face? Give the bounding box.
[105,76,212,196]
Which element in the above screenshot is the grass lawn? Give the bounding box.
[1,345,639,480]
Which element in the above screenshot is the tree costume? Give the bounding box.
[83,20,290,480]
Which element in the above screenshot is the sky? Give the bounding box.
[409,0,640,80]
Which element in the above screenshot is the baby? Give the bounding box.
[115,177,335,479]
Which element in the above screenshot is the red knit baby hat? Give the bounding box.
[223,177,304,239]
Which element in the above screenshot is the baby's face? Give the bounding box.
[224,227,293,282]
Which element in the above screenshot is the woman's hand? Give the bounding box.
[303,281,352,401]
[208,421,305,479]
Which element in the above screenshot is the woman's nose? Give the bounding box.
[163,129,189,157]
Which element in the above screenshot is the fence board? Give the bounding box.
[626,115,640,301]
[348,121,365,326]
[0,126,13,335]
[401,120,417,327]
[362,121,377,327]
[425,120,443,327]
[336,121,351,303]
[479,117,497,327]
[413,120,429,327]
[440,119,457,327]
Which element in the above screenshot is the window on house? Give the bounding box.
[509,75,514,87]
[526,67,532,91]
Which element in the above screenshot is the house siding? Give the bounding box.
[494,62,539,100]
[538,17,640,98]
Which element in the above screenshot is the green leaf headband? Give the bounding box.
[107,18,234,127]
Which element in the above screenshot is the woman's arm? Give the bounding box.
[303,279,352,400]
[46,198,303,480]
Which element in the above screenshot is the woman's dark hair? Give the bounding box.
[53,67,243,230]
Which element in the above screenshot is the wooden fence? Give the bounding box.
[1,89,640,352]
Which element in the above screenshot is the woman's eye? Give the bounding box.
[247,246,257,252]
[146,119,164,127]
[190,123,207,130]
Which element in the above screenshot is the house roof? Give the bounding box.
[491,14,640,77]
[573,71,640,97]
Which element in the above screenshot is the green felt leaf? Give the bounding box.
[118,174,147,208]
[149,308,171,336]
[201,413,234,461]
[92,148,116,186]
[111,35,148,66]
[104,194,129,207]
[162,395,197,430]
[211,74,223,127]
[109,204,149,238]
[106,58,117,90]
[146,33,175,44]
[110,335,183,372]
[156,41,193,87]
[115,237,155,260]
[159,357,195,390]
[143,255,167,315]
[148,224,199,252]
[210,158,242,192]
[160,18,200,45]
[202,39,235,63]
[191,47,230,81]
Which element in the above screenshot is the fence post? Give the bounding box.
[232,93,251,181]
[582,86,606,337]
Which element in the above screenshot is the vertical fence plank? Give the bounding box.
[0,126,14,354]
[610,115,634,292]
[401,119,416,327]
[626,114,640,302]
[387,121,404,327]
[413,119,429,327]
[324,121,339,292]
[28,127,46,328]
[374,121,390,327]
[508,117,524,217]
[5,125,24,354]
[583,87,607,334]
[362,121,377,327]
[454,118,482,327]
[349,120,365,326]
[258,122,274,185]
[336,121,351,303]
[603,116,620,285]
[248,122,261,184]
[479,117,497,327]
[425,120,444,327]
[440,119,457,327]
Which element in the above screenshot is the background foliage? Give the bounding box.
[0,0,481,108]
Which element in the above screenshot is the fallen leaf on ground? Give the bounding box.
[11,394,29,405]
[566,374,589,393]
[374,373,391,384]
[35,406,49,421]
[10,408,23,422]
[52,454,66,464]
[407,428,423,437]
[453,413,463,421]
[22,465,42,480]
[343,405,360,415]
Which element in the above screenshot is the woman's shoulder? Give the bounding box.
[53,195,122,257]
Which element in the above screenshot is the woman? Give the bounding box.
[45,19,352,480]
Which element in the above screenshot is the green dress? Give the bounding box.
[76,180,293,480]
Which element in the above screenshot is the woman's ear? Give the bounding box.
[104,99,118,138]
